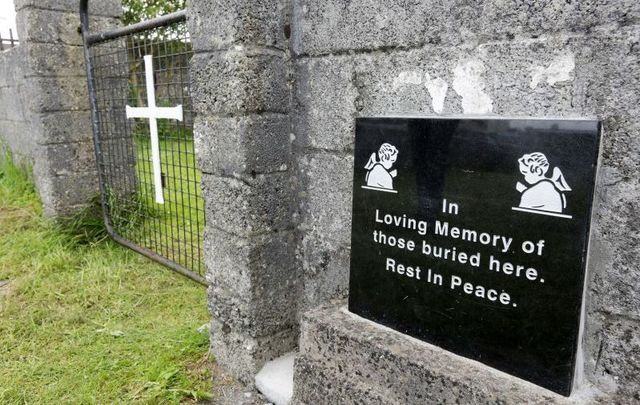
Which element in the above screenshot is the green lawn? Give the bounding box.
[106,134,205,277]
[0,153,213,403]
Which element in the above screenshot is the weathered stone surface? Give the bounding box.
[210,319,298,385]
[34,170,99,218]
[188,0,288,51]
[295,152,353,311]
[0,47,25,88]
[22,43,85,78]
[15,0,122,17]
[293,304,594,404]
[201,172,295,237]
[297,238,349,314]
[294,56,357,151]
[292,0,640,56]
[204,228,299,336]
[0,0,121,218]
[24,77,89,113]
[194,114,291,176]
[298,152,352,244]
[35,111,93,144]
[35,141,97,176]
[190,50,290,116]
[16,9,119,46]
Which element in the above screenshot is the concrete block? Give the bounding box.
[24,76,89,113]
[0,84,28,122]
[188,0,288,51]
[210,319,298,384]
[0,47,25,88]
[352,49,460,117]
[194,114,291,176]
[15,0,122,17]
[292,0,463,56]
[297,237,349,314]
[22,43,85,78]
[34,141,97,177]
[293,304,591,404]
[0,120,34,159]
[294,56,357,151]
[298,152,353,244]
[592,316,640,400]
[16,9,119,46]
[34,170,99,218]
[203,228,299,337]
[292,0,640,56]
[36,111,93,144]
[190,50,289,115]
[587,172,640,317]
[201,171,295,237]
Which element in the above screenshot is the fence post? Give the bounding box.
[187,0,299,383]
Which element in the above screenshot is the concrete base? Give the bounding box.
[293,303,606,404]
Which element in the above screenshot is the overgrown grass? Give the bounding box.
[0,152,212,403]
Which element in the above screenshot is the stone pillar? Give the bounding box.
[187,0,299,383]
[14,0,121,217]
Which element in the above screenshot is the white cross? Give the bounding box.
[126,54,183,204]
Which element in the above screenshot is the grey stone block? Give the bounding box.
[210,319,298,384]
[0,84,29,122]
[188,0,288,51]
[352,49,460,117]
[34,141,97,177]
[201,171,295,237]
[36,111,93,144]
[23,43,85,78]
[587,172,640,317]
[15,0,122,17]
[16,9,119,46]
[294,56,358,151]
[34,170,99,218]
[293,304,589,404]
[292,0,640,56]
[588,315,640,401]
[194,114,292,176]
[0,47,25,88]
[24,76,89,113]
[203,228,300,338]
[295,152,353,311]
[298,237,349,314]
[298,152,353,244]
[190,50,289,115]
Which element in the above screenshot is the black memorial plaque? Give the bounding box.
[348,118,601,396]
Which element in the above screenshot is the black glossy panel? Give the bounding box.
[348,118,601,396]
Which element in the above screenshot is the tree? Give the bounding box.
[122,0,186,25]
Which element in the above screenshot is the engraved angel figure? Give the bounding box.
[516,152,571,215]
[362,143,399,193]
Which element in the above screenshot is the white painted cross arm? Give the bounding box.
[125,105,184,121]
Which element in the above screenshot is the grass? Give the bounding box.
[107,133,205,275]
[0,152,213,404]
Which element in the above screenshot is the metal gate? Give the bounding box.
[80,1,206,285]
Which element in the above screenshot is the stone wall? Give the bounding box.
[0,0,121,217]
[291,0,639,401]
[0,45,31,163]
[187,0,639,399]
[188,0,300,383]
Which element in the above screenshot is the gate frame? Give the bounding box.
[80,1,207,286]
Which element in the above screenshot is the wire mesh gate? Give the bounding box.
[80,2,206,285]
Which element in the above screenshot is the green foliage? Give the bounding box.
[122,0,187,25]
[0,153,212,403]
